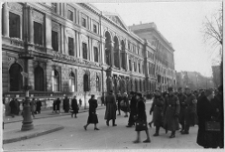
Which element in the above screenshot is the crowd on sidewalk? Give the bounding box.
[83,85,223,149]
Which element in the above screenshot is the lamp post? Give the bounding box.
[19,4,34,131]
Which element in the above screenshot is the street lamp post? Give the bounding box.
[20,4,34,131]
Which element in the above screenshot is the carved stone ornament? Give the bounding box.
[7,3,23,13]
[32,10,44,22]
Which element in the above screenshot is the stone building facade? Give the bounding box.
[2,3,175,105]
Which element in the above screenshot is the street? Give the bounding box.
[3,102,203,150]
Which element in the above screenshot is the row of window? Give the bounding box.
[9,63,101,92]
[128,41,142,56]
[128,59,145,74]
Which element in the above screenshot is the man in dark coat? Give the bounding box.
[196,89,222,148]
[63,96,70,113]
[71,96,79,118]
[164,87,180,138]
[150,90,165,136]
[104,90,117,126]
[126,91,137,127]
[84,95,99,130]
[116,92,123,115]
[36,98,42,114]
[177,87,187,132]
[56,98,61,113]
[182,87,197,134]
[9,98,19,117]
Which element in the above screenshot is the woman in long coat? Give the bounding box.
[30,98,36,118]
[84,95,99,130]
[164,87,180,138]
[9,98,18,117]
[196,89,222,148]
[133,93,151,143]
[150,90,165,136]
[63,96,70,113]
[104,90,117,126]
[71,96,79,118]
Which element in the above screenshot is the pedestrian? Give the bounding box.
[84,95,99,130]
[36,98,42,114]
[177,87,187,133]
[9,97,18,118]
[71,96,79,118]
[79,98,82,107]
[104,90,117,126]
[30,98,36,118]
[53,99,57,113]
[150,90,165,136]
[126,91,137,127]
[196,89,223,148]
[56,98,61,113]
[133,93,151,143]
[122,92,129,117]
[181,87,197,135]
[164,87,180,138]
[63,95,70,113]
[116,92,123,116]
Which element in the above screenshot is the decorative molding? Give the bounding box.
[32,10,44,22]
[8,3,23,13]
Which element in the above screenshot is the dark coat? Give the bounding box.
[135,99,148,131]
[36,100,42,112]
[71,98,79,114]
[184,93,197,126]
[130,96,137,114]
[63,98,70,112]
[178,93,187,123]
[9,99,19,115]
[87,98,98,124]
[56,99,61,110]
[104,93,117,120]
[197,95,223,148]
[150,95,165,127]
[164,94,180,131]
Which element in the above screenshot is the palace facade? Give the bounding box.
[2,2,176,104]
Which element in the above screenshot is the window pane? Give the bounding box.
[34,22,43,45]
[67,10,73,21]
[82,43,87,59]
[68,37,74,56]
[9,12,20,38]
[52,31,58,51]
[93,24,97,33]
[94,47,98,62]
[82,18,86,27]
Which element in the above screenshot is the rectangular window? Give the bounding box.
[134,62,137,72]
[67,10,73,21]
[52,31,58,51]
[129,60,132,71]
[82,43,88,59]
[34,22,43,45]
[82,18,86,27]
[52,3,57,13]
[94,47,98,62]
[68,37,74,56]
[9,12,20,38]
[93,24,97,33]
[138,63,141,73]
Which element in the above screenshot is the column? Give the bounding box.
[60,25,65,54]
[110,41,114,67]
[28,7,34,44]
[101,38,105,64]
[45,14,52,49]
[118,46,121,69]
[75,31,78,58]
[3,3,9,37]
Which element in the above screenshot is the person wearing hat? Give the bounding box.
[84,95,99,130]
[116,92,123,116]
[71,96,79,118]
[164,87,180,138]
[133,92,151,143]
[122,92,129,117]
[181,87,197,134]
[126,91,137,127]
[196,89,222,148]
[150,89,165,136]
[104,90,117,126]
[177,87,187,133]
[63,95,70,113]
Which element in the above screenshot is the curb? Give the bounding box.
[4,106,105,124]
[3,125,64,144]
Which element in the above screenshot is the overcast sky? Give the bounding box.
[91,1,222,77]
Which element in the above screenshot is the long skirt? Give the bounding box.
[87,112,98,124]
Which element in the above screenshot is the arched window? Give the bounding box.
[114,36,119,68]
[96,75,101,92]
[9,63,23,91]
[83,73,89,92]
[52,69,59,92]
[121,40,126,69]
[34,66,44,91]
[69,72,75,92]
[105,31,112,65]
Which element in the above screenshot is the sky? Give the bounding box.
[91,1,222,77]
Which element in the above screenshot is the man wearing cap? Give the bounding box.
[177,87,187,133]
[164,87,180,138]
[126,91,137,127]
[181,87,197,134]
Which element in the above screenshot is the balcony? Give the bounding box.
[2,36,24,49]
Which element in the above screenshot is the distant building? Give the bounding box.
[212,65,221,87]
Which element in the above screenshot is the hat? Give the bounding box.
[136,92,142,98]
[168,87,173,92]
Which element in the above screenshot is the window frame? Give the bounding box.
[9,11,21,39]
[68,37,74,56]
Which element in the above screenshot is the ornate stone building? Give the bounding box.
[2,3,175,105]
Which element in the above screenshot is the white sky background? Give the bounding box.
[92,1,222,77]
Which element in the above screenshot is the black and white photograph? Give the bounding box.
[1,0,224,151]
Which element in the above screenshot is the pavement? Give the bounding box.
[3,104,105,145]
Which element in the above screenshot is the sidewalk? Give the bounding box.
[4,104,106,124]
